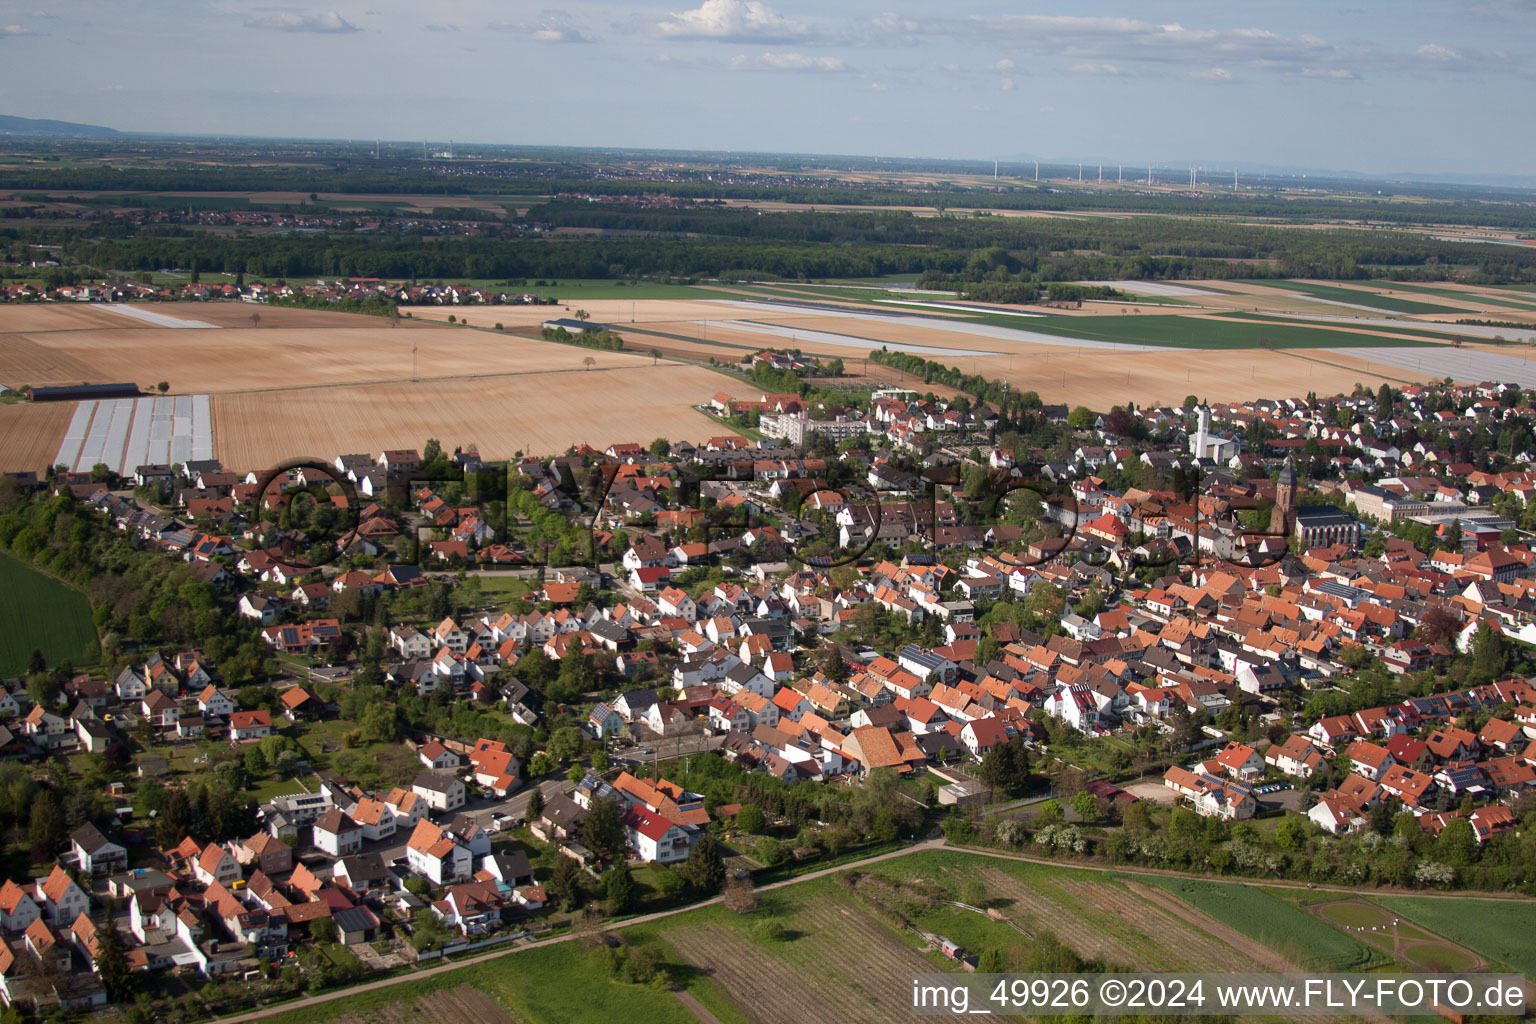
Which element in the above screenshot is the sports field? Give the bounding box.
[0,550,98,675]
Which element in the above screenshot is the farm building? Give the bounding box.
[27,383,140,402]
[542,318,608,334]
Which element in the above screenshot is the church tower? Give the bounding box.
[1270,457,1296,537]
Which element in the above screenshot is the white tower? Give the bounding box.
[1191,405,1211,459]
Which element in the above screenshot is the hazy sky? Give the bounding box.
[2,1,1534,177]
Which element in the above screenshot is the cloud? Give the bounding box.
[489,10,596,43]
[1190,66,1234,80]
[425,23,458,33]
[1000,76,1015,90]
[1298,67,1359,79]
[1416,42,1467,64]
[1070,61,1122,75]
[654,0,808,42]
[728,51,846,71]
[243,10,360,33]
[1,24,35,36]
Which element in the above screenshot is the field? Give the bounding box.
[252,849,1524,1024]
[263,940,710,1024]
[1138,877,1383,971]
[211,363,725,471]
[1374,895,1536,977]
[0,550,98,675]
[0,400,75,475]
[1248,280,1461,315]
[1308,899,1480,973]
[0,305,735,471]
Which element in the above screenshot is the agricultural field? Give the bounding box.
[1138,877,1384,971]
[0,549,98,675]
[211,361,724,471]
[0,304,734,471]
[0,399,75,475]
[1374,896,1536,977]
[251,849,1514,1024]
[1247,280,1462,315]
[1307,899,1481,973]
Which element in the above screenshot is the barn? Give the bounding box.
[27,383,141,402]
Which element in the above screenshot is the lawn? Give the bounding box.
[1140,877,1383,971]
[1246,279,1460,314]
[954,311,1437,349]
[1374,896,1536,977]
[0,550,98,675]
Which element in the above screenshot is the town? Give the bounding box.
[0,341,1534,1017]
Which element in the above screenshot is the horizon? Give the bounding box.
[1,1,1534,181]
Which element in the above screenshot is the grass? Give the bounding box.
[0,550,98,675]
[951,311,1436,349]
[1246,279,1460,314]
[257,938,707,1024]
[1374,895,1536,977]
[1140,877,1384,971]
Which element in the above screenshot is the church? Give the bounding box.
[1188,405,1241,463]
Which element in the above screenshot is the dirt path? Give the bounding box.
[1125,880,1298,974]
[672,988,725,1024]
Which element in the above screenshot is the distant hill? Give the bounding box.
[0,114,120,138]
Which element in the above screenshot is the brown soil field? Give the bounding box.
[170,304,442,329]
[0,400,75,474]
[0,309,687,393]
[666,899,939,1024]
[211,362,726,470]
[328,983,517,1024]
[0,304,133,333]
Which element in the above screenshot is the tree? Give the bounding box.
[547,726,583,763]
[583,356,597,371]
[1071,791,1098,823]
[94,905,132,1001]
[310,918,337,944]
[1375,383,1394,422]
[156,381,169,394]
[1417,605,1459,647]
[1275,814,1309,851]
[1436,818,1477,867]
[525,786,544,820]
[683,832,726,893]
[603,861,635,915]
[547,854,584,910]
[574,309,590,321]
[1067,405,1095,429]
[821,644,846,682]
[649,438,671,460]
[1469,621,1507,683]
[734,803,767,834]
[581,796,628,864]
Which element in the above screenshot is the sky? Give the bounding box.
[1,0,1534,179]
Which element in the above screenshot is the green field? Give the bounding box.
[1140,878,1383,971]
[954,311,1436,350]
[258,937,718,1024]
[1375,896,1536,977]
[0,550,98,675]
[1248,280,1460,315]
